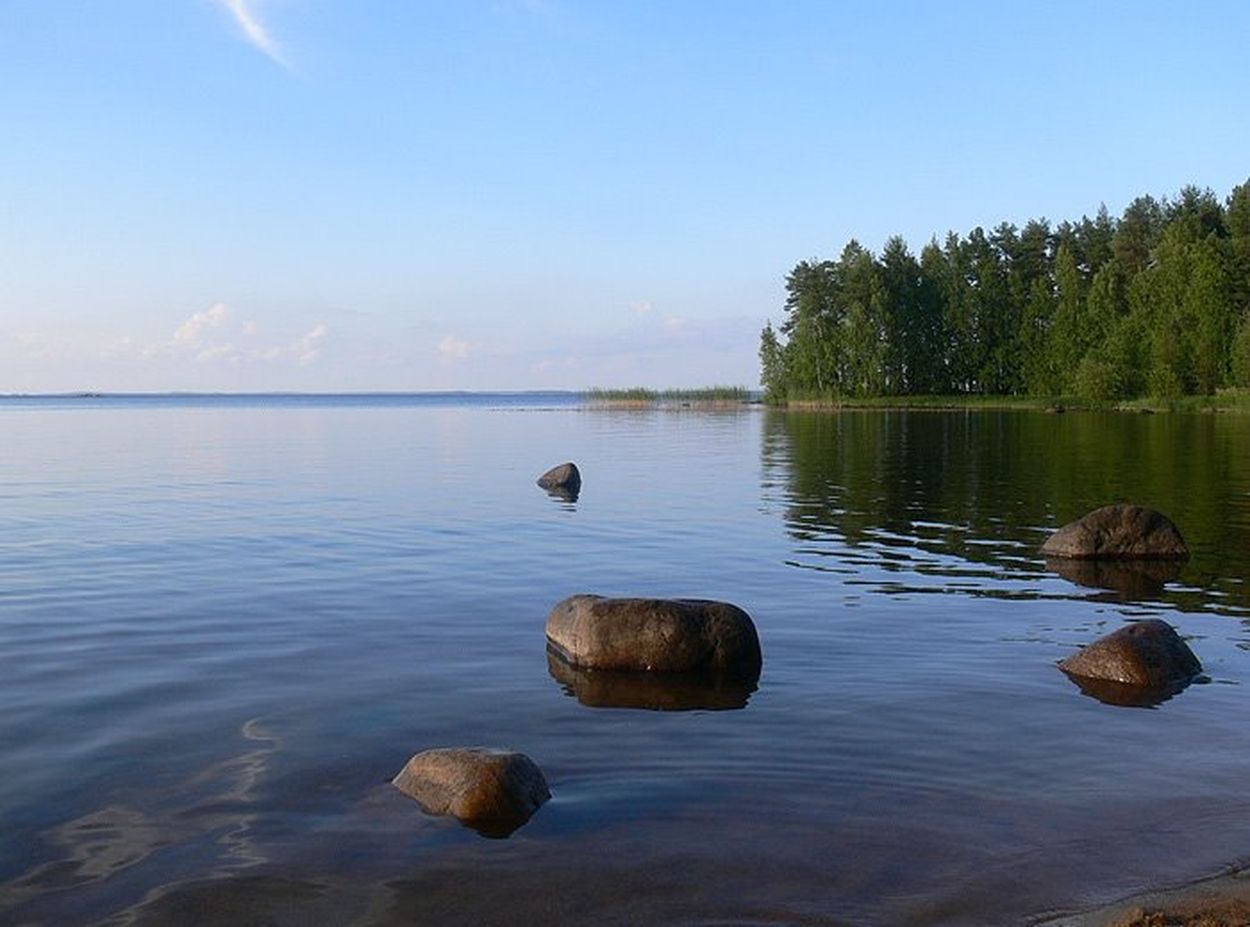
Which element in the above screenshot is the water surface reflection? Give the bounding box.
[761,409,1250,614]
[5,402,1250,926]
[546,651,756,711]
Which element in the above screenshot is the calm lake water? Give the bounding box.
[3,395,1250,926]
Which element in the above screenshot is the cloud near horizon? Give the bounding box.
[438,334,472,362]
[92,304,328,368]
[173,302,229,346]
[290,323,327,365]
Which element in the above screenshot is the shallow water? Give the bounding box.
[3,397,1250,925]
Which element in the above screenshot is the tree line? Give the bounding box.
[759,181,1250,401]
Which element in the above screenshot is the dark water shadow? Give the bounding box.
[1046,558,1184,600]
[456,813,535,840]
[547,650,756,711]
[1060,668,1197,708]
[113,875,331,927]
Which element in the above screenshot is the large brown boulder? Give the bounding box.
[1042,504,1188,560]
[546,594,762,679]
[1059,619,1201,689]
[392,748,549,837]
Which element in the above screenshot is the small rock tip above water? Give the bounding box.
[537,461,580,492]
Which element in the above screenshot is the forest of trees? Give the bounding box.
[759,181,1250,402]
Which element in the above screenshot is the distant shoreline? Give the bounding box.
[3,390,1247,414]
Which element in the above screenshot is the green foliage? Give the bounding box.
[761,179,1250,403]
[759,323,786,401]
[1231,314,1250,387]
[1071,355,1121,402]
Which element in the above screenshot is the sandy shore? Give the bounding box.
[1042,868,1250,926]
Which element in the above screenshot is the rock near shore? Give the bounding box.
[1042,504,1189,560]
[546,594,762,679]
[392,748,550,836]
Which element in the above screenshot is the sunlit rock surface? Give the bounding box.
[392,748,549,838]
[1059,619,1201,700]
[1042,505,1189,560]
[546,594,762,678]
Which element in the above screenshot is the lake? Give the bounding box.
[3,395,1250,925]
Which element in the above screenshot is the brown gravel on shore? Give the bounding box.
[1107,900,1250,926]
[1042,870,1250,927]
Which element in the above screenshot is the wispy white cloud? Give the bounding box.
[15,331,75,361]
[218,0,289,68]
[662,315,689,335]
[173,302,229,346]
[438,334,472,361]
[99,304,328,367]
[291,324,327,365]
[195,343,239,364]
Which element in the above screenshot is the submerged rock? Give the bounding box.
[1059,619,1201,691]
[546,650,756,711]
[1041,504,1189,560]
[392,748,549,837]
[537,462,581,496]
[546,594,762,678]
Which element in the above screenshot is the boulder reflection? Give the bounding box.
[547,651,756,711]
[1060,669,1193,708]
[461,815,533,839]
[761,410,1250,616]
[1046,557,1182,600]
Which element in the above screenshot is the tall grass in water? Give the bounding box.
[583,386,750,405]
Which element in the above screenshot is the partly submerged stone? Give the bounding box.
[1059,619,1201,690]
[392,748,549,837]
[1042,504,1189,560]
[546,594,762,679]
[536,462,581,495]
[546,650,756,711]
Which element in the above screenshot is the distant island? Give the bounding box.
[760,180,1250,407]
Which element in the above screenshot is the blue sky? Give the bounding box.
[2,1,1247,392]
